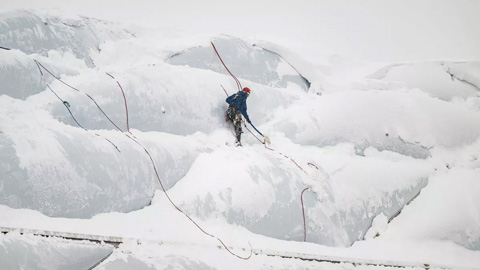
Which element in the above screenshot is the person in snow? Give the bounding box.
[225,87,251,146]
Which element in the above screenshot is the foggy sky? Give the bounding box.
[1,0,479,62]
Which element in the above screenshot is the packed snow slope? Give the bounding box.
[1,9,480,269]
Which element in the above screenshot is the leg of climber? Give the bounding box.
[233,112,243,147]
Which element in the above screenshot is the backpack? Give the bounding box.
[226,94,237,105]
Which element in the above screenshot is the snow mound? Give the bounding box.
[0,9,132,66]
[166,35,310,92]
[0,49,46,100]
[368,62,480,101]
[0,94,207,218]
[268,89,480,157]
[0,9,131,100]
[166,141,434,247]
[381,167,480,250]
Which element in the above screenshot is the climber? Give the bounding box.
[225,87,251,147]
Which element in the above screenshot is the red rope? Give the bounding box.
[288,157,307,174]
[220,84,229,96]
[217,58,315,244]
[301,187,310,242]
[248,128,312,243]
[245,120,311,243]
[241,118,309,175]
[127,136,253,259]
[211,41,242,92]
[35,59,252,260]
[247,125,311,243]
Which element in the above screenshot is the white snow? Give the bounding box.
[364,213,388,240]
[1,7,480,270]
[0,230,112,270]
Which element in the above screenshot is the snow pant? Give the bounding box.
[226,106,242,143]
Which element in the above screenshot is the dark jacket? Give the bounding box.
[226,91,250,122]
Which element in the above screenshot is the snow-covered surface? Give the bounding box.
[368,62,480,101]
[0,231,113,270]
[1,8,480,270]
[167,35,309,91]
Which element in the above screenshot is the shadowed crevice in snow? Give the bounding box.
[354,136,432,160]
[87,251,114,270]
[252,44,311,89]
[442,62,480,92]
[303,171,431,247]
[349,179,429,245]
[445,71,480,92]
[361,178,429,242]
[387,182,427,223]
[299,136,432,160]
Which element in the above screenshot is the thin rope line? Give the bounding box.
[106,72,130,132]
[124,133,252,259]
[301,187,310,242]
[220,84,229,96]
[35,59,252,260]
[44,74,121,152]
[34,60,125,133]
[211,41,242,92]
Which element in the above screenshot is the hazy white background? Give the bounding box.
[1,0,480,62]
[2,1,480,268]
